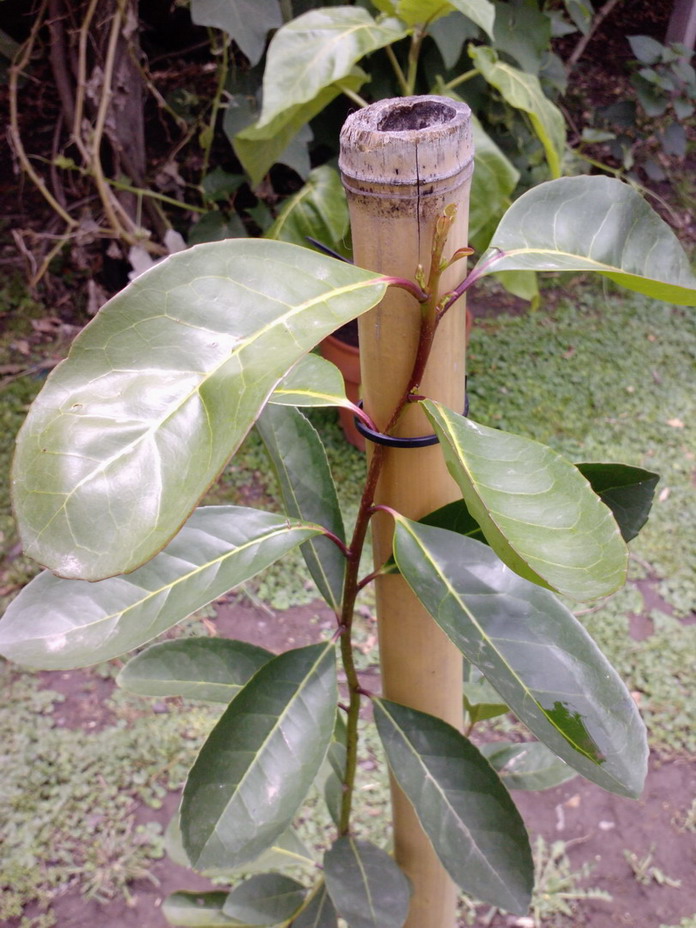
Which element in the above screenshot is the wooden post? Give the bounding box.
[340,97,473,928]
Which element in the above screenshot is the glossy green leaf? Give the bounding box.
[234,71,368,187]
[222,874,306,925]
[469,44,565,177]
[12,239,387,579]
[391,517,648,797]
[190,0,281,66]
[266,166,350,256]
[165,813,316,878]
[420,498,485,541]
[0,506,320,670]
[116,637,273,703]
[575,462,659,542]
[270,354,351,410]
[181,643,337,871]
[318,712,348,826]
[468,115,519,245]
[449,0,496,38]
[323,837,411,928]
[255,8,407,129]
[463,667,509,723]
[492,0,551,74]
[477,176,696,305]
[162,891,238,927]
[374,698,532,913]
[290,883,337,928]
[256,405,346,610]
[480,741,576,791]
[423,402,628,601]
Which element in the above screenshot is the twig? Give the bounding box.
[566,0,624,73]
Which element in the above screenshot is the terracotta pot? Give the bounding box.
[319,308,473,452]
[319,328,365,451]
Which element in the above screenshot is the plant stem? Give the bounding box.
[441,68,479,92]
[341,86,370,109]
[386,44,410,96]
[405,26,425,96]
[202,32,230,179]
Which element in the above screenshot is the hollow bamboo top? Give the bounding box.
[339,96,473,194]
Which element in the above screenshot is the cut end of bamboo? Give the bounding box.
[339,95,473,192]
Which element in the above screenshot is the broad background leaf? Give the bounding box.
[290,882,337,928]
[0,506,320,670]
[116,637,273,703]
[480,741,576,791]
[162,891,238,927]
[181,643,337,871]
[469,44,565,177]
[12,240,386,579]
[374,698,532,913]
[256,405,346,610]
[477,175,696,305]
[266,165,350,256]
[575,462,659,541]
[190,0,281,66]
[255,8,407,129]
[423,403,628,602]
[323,837,411,928]
[392,517,648,797]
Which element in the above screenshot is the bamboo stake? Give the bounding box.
[340,97,473,928]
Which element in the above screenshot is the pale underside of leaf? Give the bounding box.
[270,353,351,410]
[423,402,628,602]
[12,240,386,579]
[0,506,321,670]
[478,175,696,305]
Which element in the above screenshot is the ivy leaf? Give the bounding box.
[374,698,532,913]
[266,165,350,256]
[323,837,411,928]
[422,402,628,602]
[391,517,648,797]
[477,175,696,306]
[190,0,282,66]
[255,8,407,129]
[12,240,387,579]
[181,643,337,871]
[256,405,346,611]
[0,507,321,670]
[116,638,273,703]
[468,44,565,177]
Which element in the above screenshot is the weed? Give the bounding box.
[624,847,682,888]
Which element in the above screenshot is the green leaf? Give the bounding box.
[628,34,664,66]
[255,8,407,128]
[162,891,238,927]
[391,517,648,797]
[468,115,519,246]
[181,643,337,871]
[0,506,320,670]
[469,44,565,177]
[491,0,551,74]
[290,883,337,928]
[234,71,368,187]
[575,462,659,542]
[323,837,411,928]
[266,165,350,256]
[222,874,306,925]
[477,176,696,306]
[449,0,496,38]
[373,698,532,914]
[12,239,387,579]
[190,0,282,66]
[116,637,273,703]
[256,405,346,610]
[270,354,351,410]
[422,402,628,601]
[463,667,509,723]
[480,741,576,791]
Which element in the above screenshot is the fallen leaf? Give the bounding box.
[667,418,685,428]
[659,487,671,502]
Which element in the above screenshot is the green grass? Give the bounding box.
[1,278,695,923]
